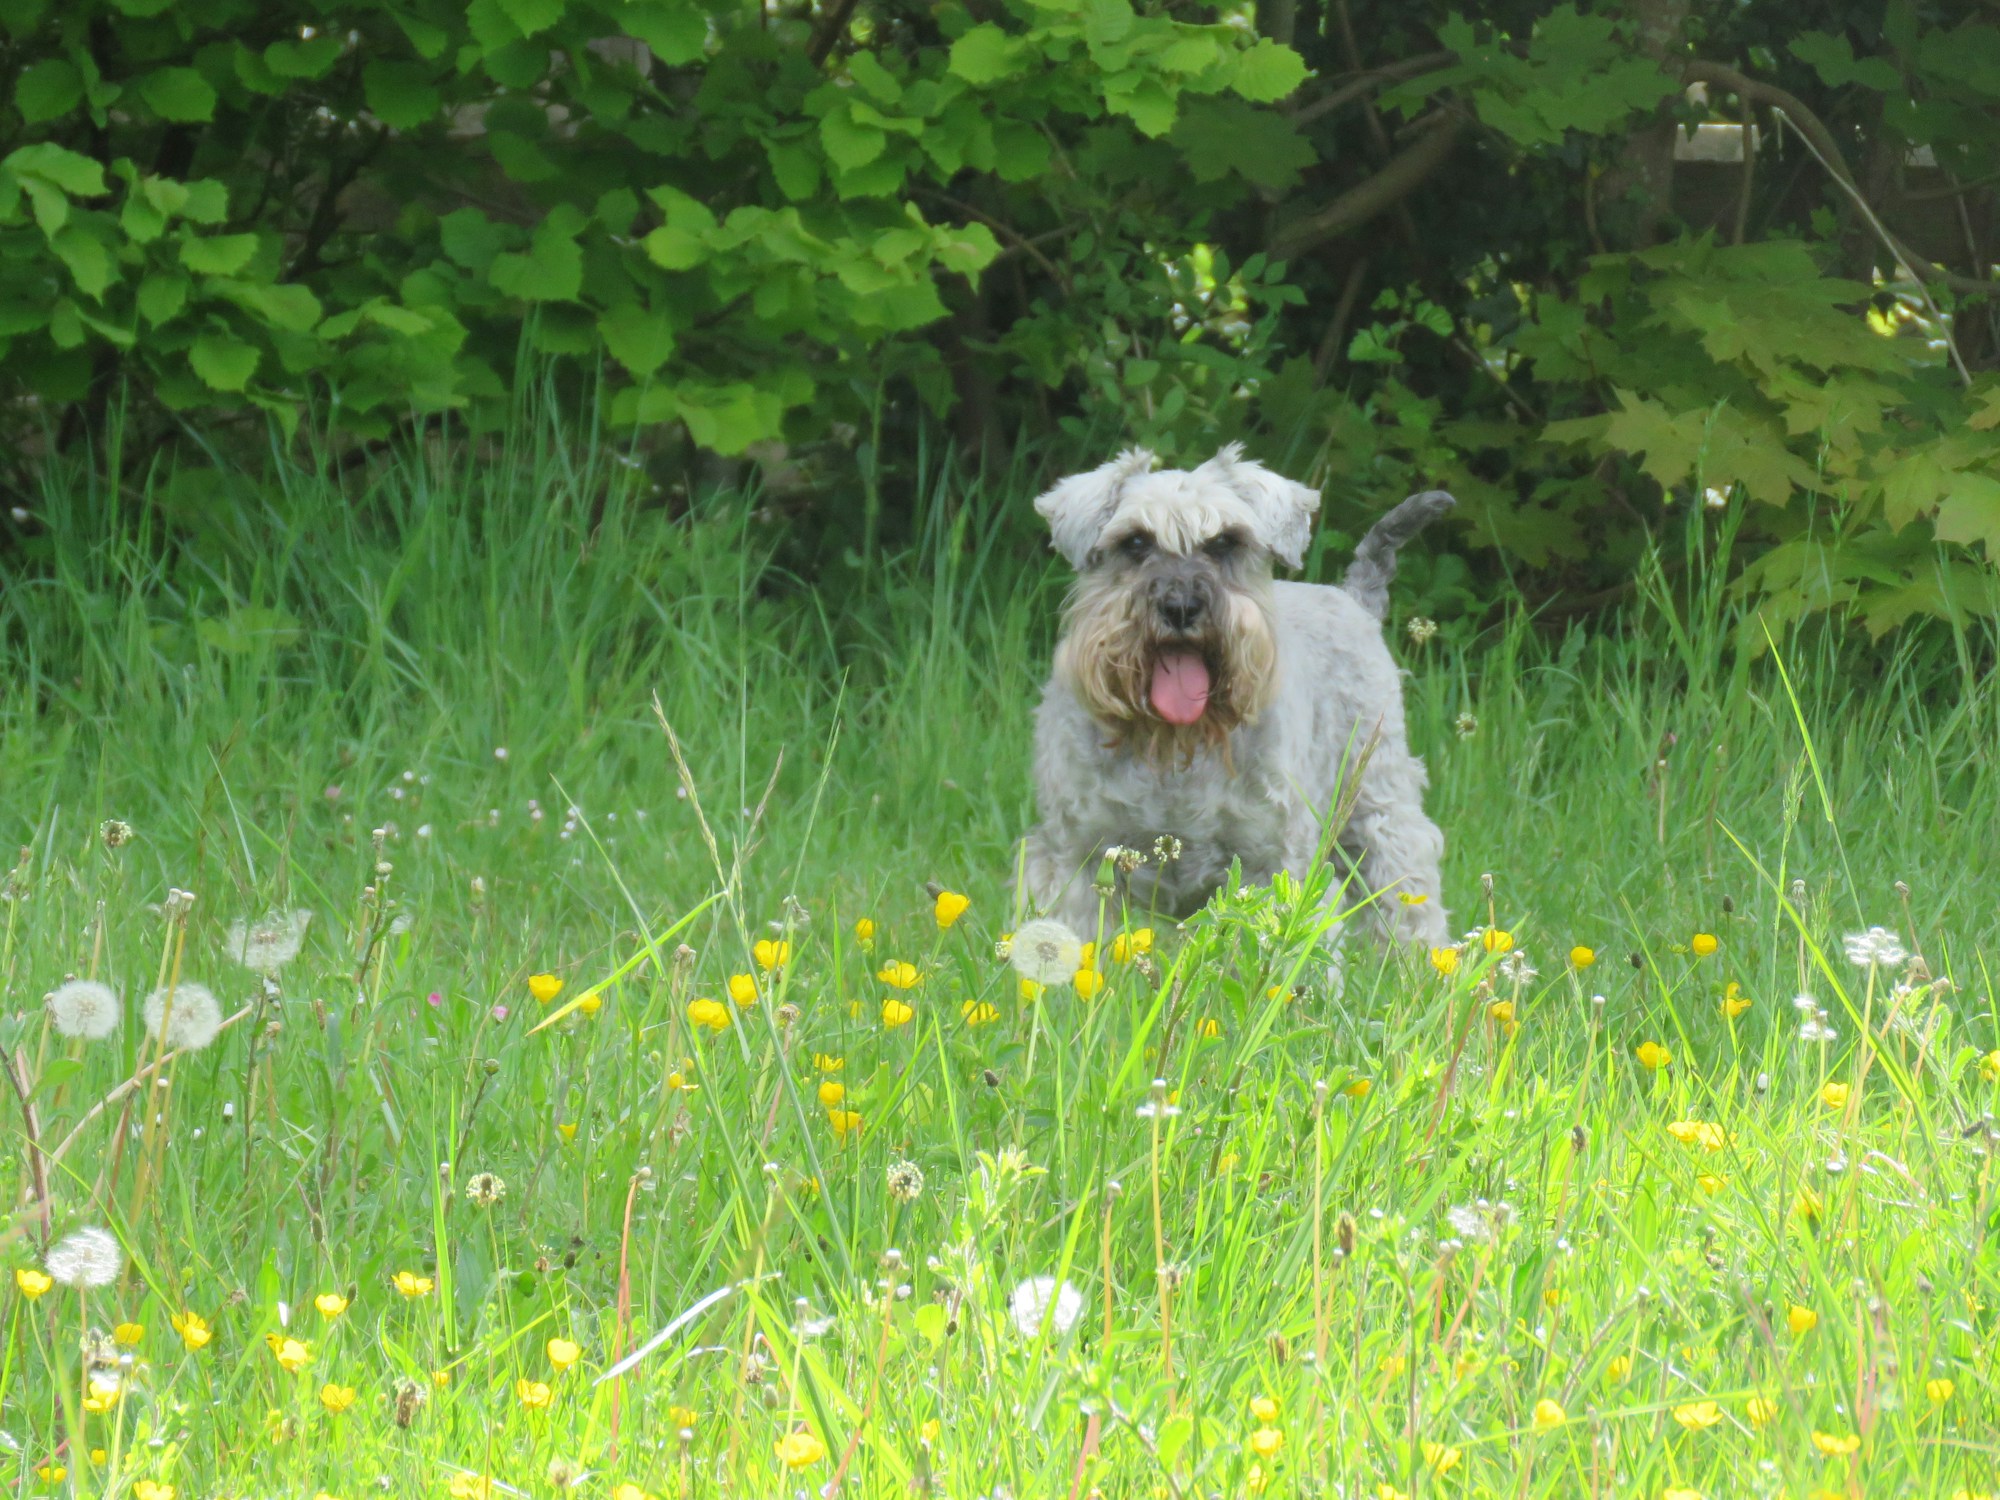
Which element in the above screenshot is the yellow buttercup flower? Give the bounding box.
[1663,1490,1703,1500]
[1721,981,1751,1018]
[134,1483,175,1500]
[36,1465,66,1484]
[814,1053,844,1072]
[1811,1431,1860,1456]
[547,1337,581,1371]
[1487,999,1515,1025]
[877,961,920,989]
[1672,1401,1722,1430]
[687,998,730,1032]
[1794,1186,1824,1221]
[1421,1441,1461,1474]
[272,1337,313,1372]
[447,1477,490,1500]
[528,974,563,1004]
[577,990,602,1016]
[391,1271,433,1299]
[828,1109,862,1138]
[516,1378,553,1410]
[1787,1304,1818,1334]
[1691,932,1718,957]
[320,1382,357,1414]
[1746,1395,1778,1427]
[853,918,875,947]
[1696,1173,1725,1194]
[557,1122,578,1143]
[775,1430,826,1469]
[1073,968,1104,1000]
[1111,928,1154,963]
[934,891,971,929]
[1606,1354,1632,1383]
[1344,1078,1372,1098]
[753,939,790,971]
[727,973,758,1007]
[1635,1040,1671,1070]
[881,997,914,1028]
[1978,1048,2000,1082]
[1378,1487,1411,1500]
[1249,1395,1279,1423]
[1531,1398,1565,1431]
[668,1404,698,1428]
[961,999,999,1026]
[1196,1017,1220,1039]
[1819,1082,1849,1110]
[1481,928,1514,954]
[82,1377,120,1413]
[1248,1427,1284,1458]
[171,1310,212,1349]
[15,1268,51,1299]
[1569,945,1596,969]
[1927,1377,1955,1405]
[612,1486,654,1500]
[1018,978,1043,1001]
[1429,947,1461,976]
[817,1080,846,1108]
[1217,1151,1240,1174]
[315,1293,349,1319]
[921,1418,942,1444]
[1666,1120,1728,1152]
[114,1321,144,1345]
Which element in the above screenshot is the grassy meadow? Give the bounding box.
[3,426,2000,1500]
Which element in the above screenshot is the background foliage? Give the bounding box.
[2,0,1998,632]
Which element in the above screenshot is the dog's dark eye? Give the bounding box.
[1204,532,1243,560]
[1119,532,1154,561]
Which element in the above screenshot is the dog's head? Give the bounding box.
[1035,444,1319,752]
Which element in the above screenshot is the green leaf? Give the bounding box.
[52,225,114,299]
[6,143,108,196]
[181,233,259,275]
[180,179,229,225]
[137,272,190,326]
[363,62,442,129]
[621,0,707,64]
[1103,72,1177,137]
[949,25,1024,85]
[1229,39,1309,104]
[189,330,261,391]
[1791,32,1901,92]
[820,107,886,171]
[642,225,708,270]
[139,67,218,123]
[931,222,998,275]
[263,34,344,80]
[1932,473,2000,556]
[440,209,513,272]
[488,217,583,302]
[1171,98,1315,190]
[215,279,324,332]
[991,120,1049,182]
[496,0,565,35]
[677,380,785,454]
[766,141,822,201]
[599,303,677,376]
[16,59,83,123]
[120,193,166,243]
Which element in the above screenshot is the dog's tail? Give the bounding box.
[1340,489,1455,620]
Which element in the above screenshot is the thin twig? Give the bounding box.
[3,1050,50,1244]
[47,1007,254,1170]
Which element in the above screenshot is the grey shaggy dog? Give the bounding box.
[1023,443,1453,954]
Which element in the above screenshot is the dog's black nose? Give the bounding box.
[1157,584,1207,631]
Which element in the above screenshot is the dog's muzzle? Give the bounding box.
[1149,575,1212,633]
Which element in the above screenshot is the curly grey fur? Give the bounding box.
[1340,489,1455,621]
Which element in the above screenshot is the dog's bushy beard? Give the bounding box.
[1054,571,1278,766]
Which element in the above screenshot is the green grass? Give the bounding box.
[3,427,1999,1500]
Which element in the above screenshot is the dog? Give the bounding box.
[1022,443,1453,955]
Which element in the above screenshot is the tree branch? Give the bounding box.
[807,0,864,66]
[1269,112,1465,262]
[1291,53,1456,126]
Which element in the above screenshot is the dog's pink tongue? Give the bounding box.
[1149,652,1211,725]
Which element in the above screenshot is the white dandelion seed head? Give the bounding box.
[1791,992,1819,1012]
[225,909,313,975]
[1497,951,1538,984]
[1444,1204,1492,1243]
[1842,927,1906,970]
[1799,1016,1838,1044]
[45,1226,123,1288]
[1008,1276,1085,1339]
[48,980,121,1041]
[141,981,224,1051]
[1009,919,1084,986]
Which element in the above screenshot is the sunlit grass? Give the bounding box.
[2,431,1998,1498]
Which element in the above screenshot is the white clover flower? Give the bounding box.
[1444,1204,1492,1243]
[225,909,313,975]
[1009,919,1083,986]
[1842,927,1907,970]
[45,1226,123,1288]
[47,980,120,1041]
[1008,1276,1085,1339]
[142,981,223,1051]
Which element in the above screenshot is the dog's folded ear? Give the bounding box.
[1034,448,1155,568]
[1196,443,1321,569]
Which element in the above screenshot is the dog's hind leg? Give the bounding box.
[1343,751,1450,946]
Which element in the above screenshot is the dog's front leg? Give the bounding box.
[1023,823,1112,938]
